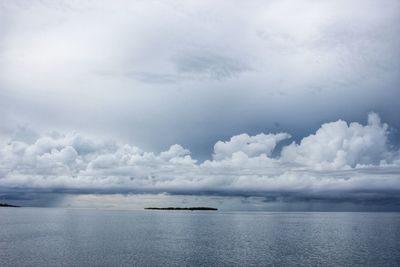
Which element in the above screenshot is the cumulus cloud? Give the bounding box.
[213,132,291,160]
[160,144,192,161]
[281,112,392,169]
[0,113,399,202]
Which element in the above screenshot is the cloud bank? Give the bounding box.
[1,113,399,203]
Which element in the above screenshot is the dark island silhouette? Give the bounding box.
[145,207,217,211]
[0,203,20,207]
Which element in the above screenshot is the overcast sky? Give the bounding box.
[0,0,399,210]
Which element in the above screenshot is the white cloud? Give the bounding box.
[0,113,398,197]
[160,144,191,161]
[213,133,291,160]
[281,112,391,170]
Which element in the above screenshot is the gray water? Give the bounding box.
[0,208,399,267]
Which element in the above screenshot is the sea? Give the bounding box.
[1,208,399,266]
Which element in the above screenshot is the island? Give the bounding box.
[0,203,20,207]
[145,207,217,211]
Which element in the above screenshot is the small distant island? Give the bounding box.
[0,203,20,207]
[145,207,217,211]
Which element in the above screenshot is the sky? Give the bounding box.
[0,0,399,210]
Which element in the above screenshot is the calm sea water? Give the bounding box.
[0,208,399,267]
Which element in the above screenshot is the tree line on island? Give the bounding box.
[145,207,217,211]
[0,203,20,207]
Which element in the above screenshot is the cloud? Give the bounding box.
[213,132,291,160]
[160,144,192,161]
[0,113,399,203]
[281,112,392,169]
[0,0,399,158]
[172,51,250,81]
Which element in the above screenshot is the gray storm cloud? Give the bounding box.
[0,113,399,199]
[0,0,399,156]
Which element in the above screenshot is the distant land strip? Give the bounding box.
[0,203,20,207]
[145,207,217,211]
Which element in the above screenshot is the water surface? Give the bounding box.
[1,208,399,266]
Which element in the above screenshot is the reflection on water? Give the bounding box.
[1,209,399,266]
